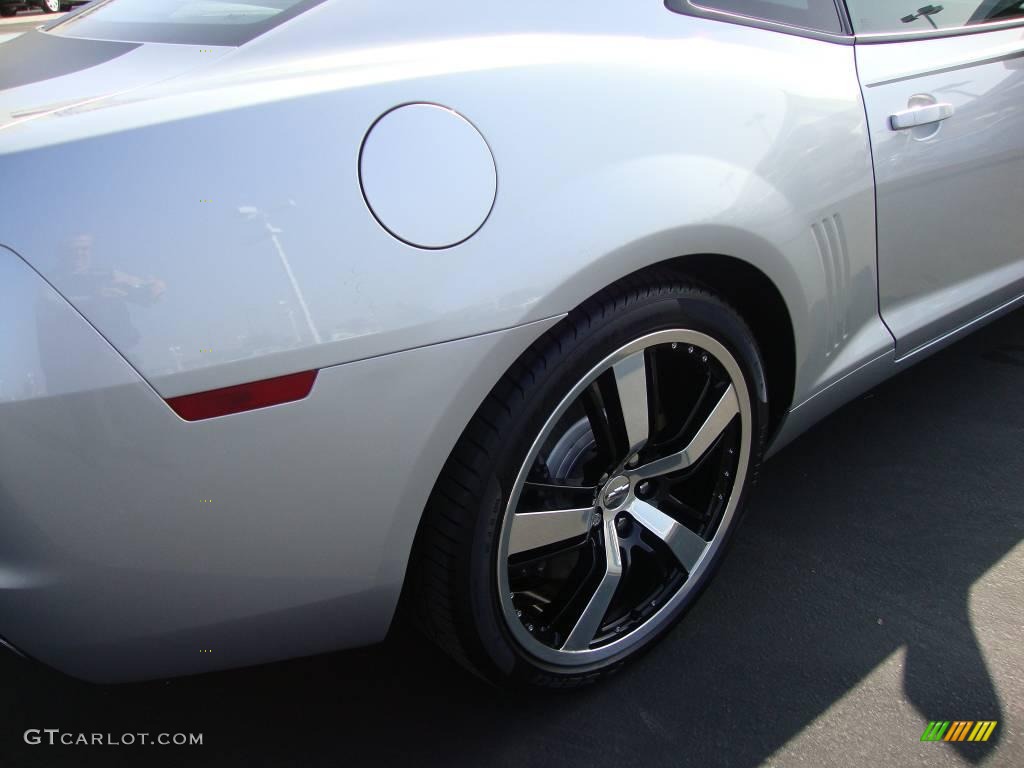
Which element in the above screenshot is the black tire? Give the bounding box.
[0,7,16,17]
[38,0,59,12]
[411,273,769,688]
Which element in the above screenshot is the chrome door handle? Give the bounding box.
[889,102,954,130]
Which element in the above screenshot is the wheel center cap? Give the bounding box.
[601,475,632,510]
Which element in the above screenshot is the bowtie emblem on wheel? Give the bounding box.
[602,479,631,510]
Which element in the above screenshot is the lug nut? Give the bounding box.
[636,481,651,497]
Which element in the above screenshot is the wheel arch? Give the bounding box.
[655,253,796,441]
[531,242,799,444]
[407,271,777,684]
[399,249,798,612]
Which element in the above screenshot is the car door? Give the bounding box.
[850,0,1024,357]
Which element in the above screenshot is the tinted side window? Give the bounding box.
[52,0,328,46]
[687,0,845,33]
[845,0,1024,34]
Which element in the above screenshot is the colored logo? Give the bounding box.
[921,721,997,742]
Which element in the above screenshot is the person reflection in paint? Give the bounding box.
[58,234,166,349]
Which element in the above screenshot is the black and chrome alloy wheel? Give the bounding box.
[498,329,751,665]
[413,277,767,687]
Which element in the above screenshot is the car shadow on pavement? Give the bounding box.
[2,310,1022,768]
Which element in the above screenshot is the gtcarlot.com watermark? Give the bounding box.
[24,729,202,747]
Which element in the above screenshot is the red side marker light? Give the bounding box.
[167,370,318,421]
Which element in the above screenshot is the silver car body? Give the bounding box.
[0,0,1020,681]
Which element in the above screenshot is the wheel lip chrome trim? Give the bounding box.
[496,328,753,668]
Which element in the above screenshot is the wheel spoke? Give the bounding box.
[659,492,707,526]
[522,481,598,510]
[581,381,620,470]
[632,384,738,480]
[646,348,668,438]
[611,351,650,455]
[561,513,622,650]
[628,499,708,573]
[508,507,595,556]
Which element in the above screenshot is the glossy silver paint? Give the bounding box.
[0,0,1020,681]
[0,243,560,681]
[857,26,1024,359]
[0,3,881,404]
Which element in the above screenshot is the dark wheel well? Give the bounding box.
[655,254,795,440]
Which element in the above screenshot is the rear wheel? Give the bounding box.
[39,0,59,12]
[0,7,16,17]
[412,275,768,687]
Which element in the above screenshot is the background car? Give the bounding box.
[0,0,87,18]
[0,0,1022,689]
[2,1,58,17]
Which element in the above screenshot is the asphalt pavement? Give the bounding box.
[1,309,1022,768]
